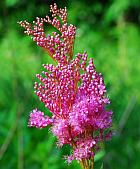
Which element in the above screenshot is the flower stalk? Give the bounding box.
[18,3,113,169]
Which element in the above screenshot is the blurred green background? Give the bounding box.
[0,0,140,169]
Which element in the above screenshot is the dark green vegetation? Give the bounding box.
[0,0,140,169]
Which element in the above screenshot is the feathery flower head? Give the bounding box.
[18,3,76,63]
[19,3,113,168]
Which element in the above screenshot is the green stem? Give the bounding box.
[79,158,94,169]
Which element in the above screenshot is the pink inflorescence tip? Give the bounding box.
[28,109,52,128]
[18,3,76,63]
[19,3,113,166]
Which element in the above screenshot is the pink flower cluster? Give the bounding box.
[28,109,53,128]
[19,3,113,167]
[18,3,76,63]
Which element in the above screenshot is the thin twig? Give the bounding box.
[118,95,136,133]
[0,107,22,160]
[18,119,24,169]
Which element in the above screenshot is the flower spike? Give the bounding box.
[19,4,113,169]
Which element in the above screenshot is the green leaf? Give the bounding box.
[6,0,19,7]
[104,0,130,22]
[94,150,105,162]
[100,163,103,169]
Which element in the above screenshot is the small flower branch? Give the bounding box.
[18,3,76,63]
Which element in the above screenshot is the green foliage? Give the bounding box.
[0,0,140,169]
[6,0,19,7]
